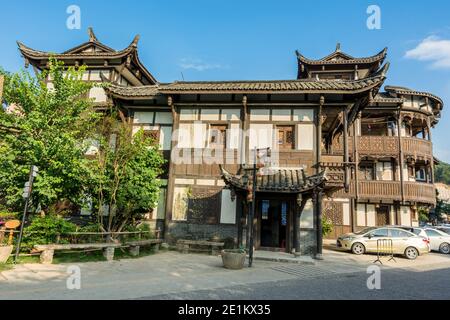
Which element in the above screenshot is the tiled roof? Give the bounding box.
[17,41,135,59]
[105,84,160,98]
[105,68,387,98]
[372,92,405,104]
[160,72,386,94]
[17,29,158,85]
[220,166,328,193]
[296,47,387,66]
[385,86,443,107]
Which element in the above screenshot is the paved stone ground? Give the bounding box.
[1,247,449,300]
[148,264,450,300]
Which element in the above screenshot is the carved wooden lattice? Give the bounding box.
[187,187,221,224]
[323,201,343,225]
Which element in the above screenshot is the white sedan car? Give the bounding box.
[421,228,450,254]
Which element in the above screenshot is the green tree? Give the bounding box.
[0,58,100,213]
[435,161,450,185]
[88,110,165,234]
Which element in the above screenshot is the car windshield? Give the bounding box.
[354,227,377,235]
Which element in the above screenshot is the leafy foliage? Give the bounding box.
[88,110,165,234]
[435,161,450,185]
[21,215,77,251]
[0,58,100,212]
[322,217,333,237]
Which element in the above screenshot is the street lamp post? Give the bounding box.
[14,165,39,264]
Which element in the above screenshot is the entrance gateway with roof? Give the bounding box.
[221,166,328,255]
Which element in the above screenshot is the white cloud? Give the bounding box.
[179,58,228,72]
[405,36,450,68]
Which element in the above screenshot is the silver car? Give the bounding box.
[420,228,450,254]
[436,226,450,236]
[337,227,430,260]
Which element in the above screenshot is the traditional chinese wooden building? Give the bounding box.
[17,30,443,257]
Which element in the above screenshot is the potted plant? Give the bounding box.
[220,247,246,270]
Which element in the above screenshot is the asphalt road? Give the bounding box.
[145,264,450,300]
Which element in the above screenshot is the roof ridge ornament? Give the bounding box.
[335,43,341,52]
[88,27,98,42]
[131,35,140,48]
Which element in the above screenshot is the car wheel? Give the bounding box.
[439,243,450,254]
[351,243,365,255]
[405,247,419,260]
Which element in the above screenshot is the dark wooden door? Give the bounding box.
[376,205,390,226]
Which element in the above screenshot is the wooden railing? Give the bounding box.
[402,137,433,159]
[357,136,399,155]
[358,181,402,201]
[404,182,436,205]
[329,135,433,159]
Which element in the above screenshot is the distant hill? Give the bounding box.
[435,161,450,185]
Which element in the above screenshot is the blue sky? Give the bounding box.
[1,0,449,161]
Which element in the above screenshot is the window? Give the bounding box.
[425,229,443,238]
[389,229,413,238]
[415,168,426,182]
[387,121,397,137]
[143,130,160,144]
[367,228,388,238]
[281,202,288,226]
[261,200,270,220]
[376,161,393,181]
[277,126,294,150]
[208,125,227,148]
[359,163,375,180]
[437,227,450,235]
[401,122,412,137]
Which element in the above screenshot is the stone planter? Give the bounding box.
[220,249,246,270]
[0,245,13,264]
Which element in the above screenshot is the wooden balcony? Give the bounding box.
[358,181,435,205]
[358,181,401,201]
[329,135,433,160]
[401,137,433,160]
[404,182,436,205]
[357,136,399,156]
[327,178,436,205]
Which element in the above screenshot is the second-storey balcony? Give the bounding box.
[357,136,399,156]
[401,137,433,159]
[329,135,433,160]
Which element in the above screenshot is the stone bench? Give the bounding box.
[177,240,225,255]
[34,243,121,264]
[126,239,163,256]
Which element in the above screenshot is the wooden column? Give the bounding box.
[352,112,361,233]
[314,188,324,259]
[315,97,324,259]
[316,97,324,174]
[294,196,307,255]
[428,117,435,184]
[397,111,405,204]
[163,96,178,241]
[242,95,250,164]
[343,106,350,192]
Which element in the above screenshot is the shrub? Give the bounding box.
[322,218,333,237]
[21,215,77,251]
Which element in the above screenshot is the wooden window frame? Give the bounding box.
[276,125,295,150]
[207,124,228,149]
